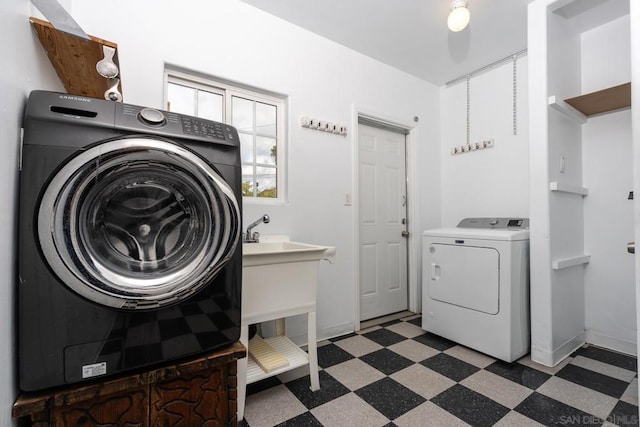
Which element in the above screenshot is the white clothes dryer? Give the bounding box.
[422,218,530,362]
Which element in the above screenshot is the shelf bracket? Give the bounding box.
[552,255,591,270]
[549,182,589,196]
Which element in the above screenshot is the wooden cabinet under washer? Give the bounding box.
[13,342,246,426]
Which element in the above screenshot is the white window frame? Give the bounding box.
[164,69,287,204]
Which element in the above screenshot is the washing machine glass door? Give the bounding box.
[38,137,240,309]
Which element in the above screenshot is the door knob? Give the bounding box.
[401,230,410,237]
[627,242,635,254]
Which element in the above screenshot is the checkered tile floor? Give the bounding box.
[240,314,638,427]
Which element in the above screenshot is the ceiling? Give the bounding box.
[240,0,534,86]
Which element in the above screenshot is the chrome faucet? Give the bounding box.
[243,214,270,243]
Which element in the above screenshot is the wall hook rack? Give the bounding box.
[301,116,347,136]
[450,139,494,155]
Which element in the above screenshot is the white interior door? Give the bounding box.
[359,123,408,321]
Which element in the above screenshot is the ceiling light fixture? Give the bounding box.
[448,0,470,32]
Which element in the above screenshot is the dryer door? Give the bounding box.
[38,137,240,310]
[427,243,500,314]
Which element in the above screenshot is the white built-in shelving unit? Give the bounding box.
[529,0,636,367]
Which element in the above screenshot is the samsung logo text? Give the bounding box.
[59,95,91,102]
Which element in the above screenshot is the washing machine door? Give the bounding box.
[38,137,240,310]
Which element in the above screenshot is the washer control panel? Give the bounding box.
[457,218,529,229]
[138,108,166,126]
[115,103,239,147]
[180,116,235,142]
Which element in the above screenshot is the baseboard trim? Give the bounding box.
[288,322,355,347]
[318,322,355,341]
[531,331,586,367]
[585,330,637,356]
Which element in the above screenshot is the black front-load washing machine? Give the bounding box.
[18,90,242,391]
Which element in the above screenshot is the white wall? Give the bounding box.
[70,0,441,341]
[440,57,529,227]
[1,0,65,420]
[582,15,636,353]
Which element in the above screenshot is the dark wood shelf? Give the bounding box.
[565,82,631,116]
[30,17,123,100]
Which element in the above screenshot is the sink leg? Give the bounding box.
[275,318,286,335]
[308,311,320,391]
[237,324,249,421]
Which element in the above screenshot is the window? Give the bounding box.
[165,72,286,201]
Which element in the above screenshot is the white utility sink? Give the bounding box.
[237,236,335,421]
[242,240,336,266]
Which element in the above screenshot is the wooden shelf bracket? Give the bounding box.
[30,17,123,101]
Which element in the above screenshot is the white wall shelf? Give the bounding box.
[548,95,587,123]
[552,255,591,270]
[565,82,631,116]
[548,84,631,122]
[549,182,589,196]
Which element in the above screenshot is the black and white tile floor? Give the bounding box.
[240,314,638,427]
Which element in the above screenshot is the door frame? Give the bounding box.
[351,105,420,331]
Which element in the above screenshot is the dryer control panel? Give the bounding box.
[457,217,529,229]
